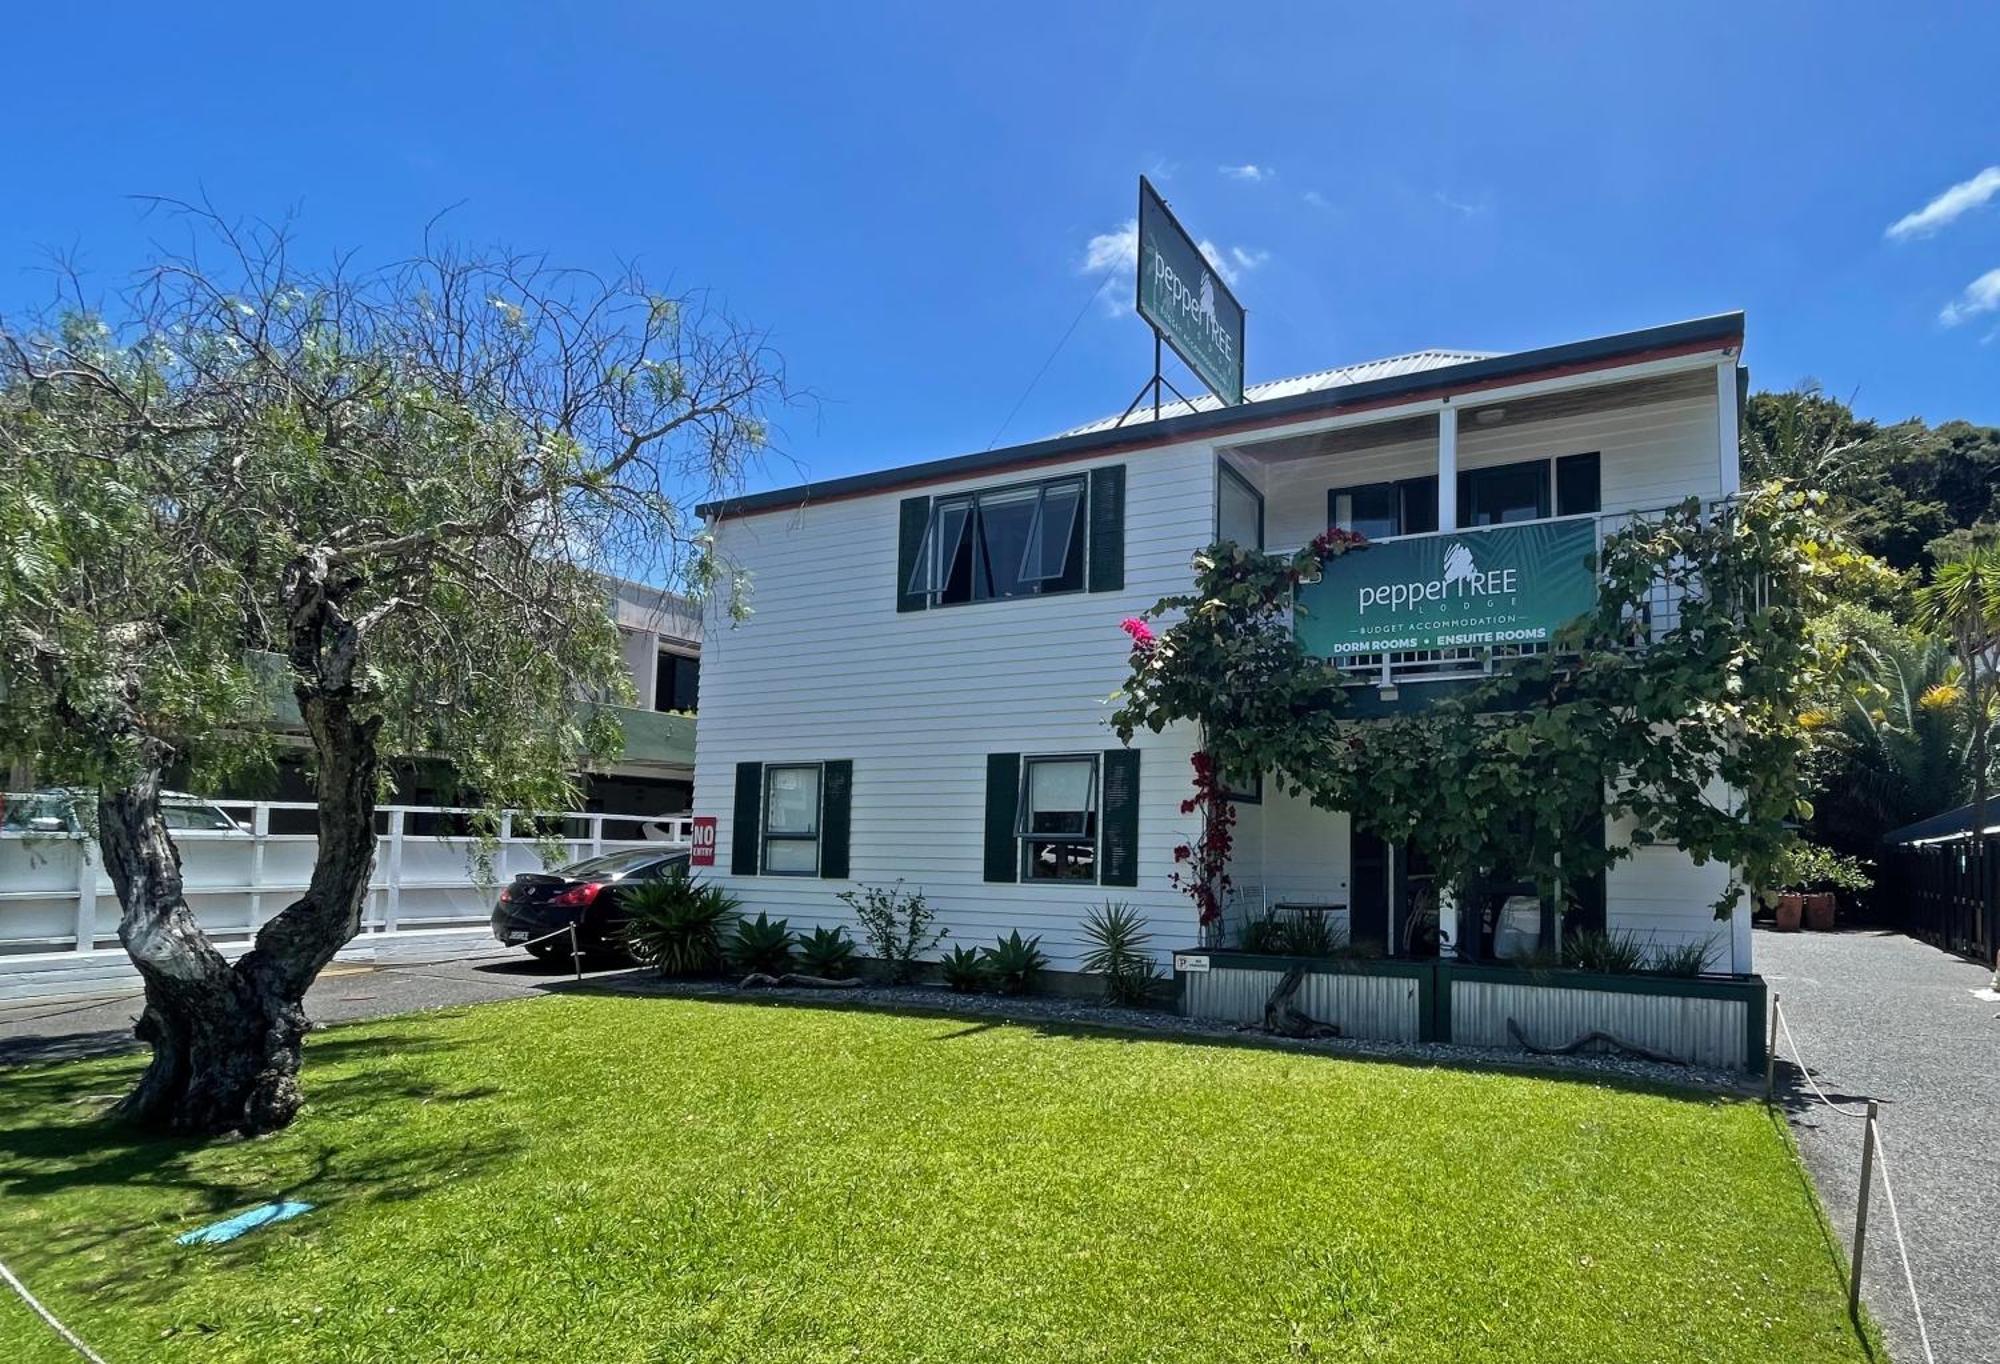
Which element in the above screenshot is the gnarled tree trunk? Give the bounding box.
[109,559,382,1137]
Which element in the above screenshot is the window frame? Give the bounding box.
[654,647,699,714]
[1328,475,1438,539]
[1216,459,1265,550]
[906,474,1090,607]
[760,762,823,878]
[1015,752,1101,884]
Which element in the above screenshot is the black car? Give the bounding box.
[491,847,690,961]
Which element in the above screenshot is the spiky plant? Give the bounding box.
[725,911,796,976]
[1081,901,1160,1006]
[796,925,857,979]
[621,877,740,978]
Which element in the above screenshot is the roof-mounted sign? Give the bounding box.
[1136,175,1246,407]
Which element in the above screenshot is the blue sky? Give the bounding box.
[5,2,1999,496]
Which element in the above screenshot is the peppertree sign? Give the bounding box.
[1137,176,1245,407]
[1295,518,1599,657]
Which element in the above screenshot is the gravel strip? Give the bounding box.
[595,970,1752,1095]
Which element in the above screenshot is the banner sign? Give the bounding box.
[1137,176,1245,406]
[1294,517,1599,657]
[689,815,718,867]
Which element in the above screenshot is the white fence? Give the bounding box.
[0,800,692,958]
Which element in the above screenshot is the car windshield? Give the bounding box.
[555,848,674,881]
[161,802,240,832]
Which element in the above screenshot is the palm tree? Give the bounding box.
[1820,633,1971,849]
[1914,546,2000,953]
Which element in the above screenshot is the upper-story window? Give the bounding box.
[1328,454,1599,538]
[654,650,699,713]
[906,474,1086,605]
[1217,462,1264,550]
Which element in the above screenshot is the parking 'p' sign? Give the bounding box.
[689,816,718,867]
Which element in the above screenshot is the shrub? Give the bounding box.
[939,945,989,994]
[1650,939,1713,977]
[980,930,1048,996]
[1561,929,1647,974]
[621,875,739,977]
[1237,912,1287,954]
[725,911,796,976]
[796,925,858,979]
[1773,841,1873,894]
[840,882,949,984]
[1081,901,1160,1006]
[1275,914,1344,958]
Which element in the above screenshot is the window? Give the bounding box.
[1017,754,1098,881]
[1217,462,1264,549]
[1457,459,1550,527]
[761,764,821,875]
[907,475,1086,605]
[1555,453,1600,518]
[654,651,699,713]
[1328,476,1438,539]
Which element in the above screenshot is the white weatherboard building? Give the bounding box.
[693,313,1754,978]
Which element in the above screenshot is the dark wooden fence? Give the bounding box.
[1883,833,1999,962]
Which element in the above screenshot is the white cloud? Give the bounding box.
[1219,163,1274,183]
[1886,166,2000,241]
[1082,219,1139,274]
[1076,219,1268,309]
[1939,267,2000,326]
[1434,189,1486,217]
[1302,189,1332,211]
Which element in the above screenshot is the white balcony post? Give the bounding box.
[384,808,405,931]
[590,814,605,859]
[74,839,96,953]
[1436,403,1458,531]
[249,803,271,929]
[1716,360,1740,497]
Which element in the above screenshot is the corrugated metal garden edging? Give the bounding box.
[1173,950,1767,1071]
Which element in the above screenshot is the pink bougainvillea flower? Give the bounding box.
[1120,617,1158,651]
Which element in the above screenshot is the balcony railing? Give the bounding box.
[1311,501,1721,691]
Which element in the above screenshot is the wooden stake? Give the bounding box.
[1850,1100,1879,1318]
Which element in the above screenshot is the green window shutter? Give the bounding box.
[731,762,762,875]
[983,753,1021,883]
[1087,465,1126,593]
[897,496,931,613]
[819,760,853,880]
[1100,748,1142,887]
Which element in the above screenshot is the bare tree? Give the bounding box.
[0,208,787,1134]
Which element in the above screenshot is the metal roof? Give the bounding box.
[1883,802,2000,846]
[698,312,1743,519]
[1060,349,1499,436]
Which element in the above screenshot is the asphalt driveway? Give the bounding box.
[0,942,630,1069]
[1758,925,1999,1364]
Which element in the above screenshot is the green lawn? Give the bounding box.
[0,994,1871,1363]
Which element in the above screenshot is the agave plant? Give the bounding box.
[980,930,1047,996]
[725,911,796,976]
[621,876,740,978]
[795,924,857,979]
[939,945,988,994]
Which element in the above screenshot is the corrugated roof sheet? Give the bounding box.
[1060,348,1501,437]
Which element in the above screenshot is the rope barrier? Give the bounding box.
[1869,1127,1939,1364]
[1768,996,1937,1364]
[0,1255,110,1364]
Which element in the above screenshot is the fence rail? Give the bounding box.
[0,799,692,957]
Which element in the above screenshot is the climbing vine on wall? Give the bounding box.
[1113,486,1863,919]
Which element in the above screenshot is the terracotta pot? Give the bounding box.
[1775,893,1804,932]
[1805,892,1837,931]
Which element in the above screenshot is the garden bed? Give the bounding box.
[1173,949,1768,1071]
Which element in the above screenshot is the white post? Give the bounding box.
[384,808,405,932]
[589,813,605,859]
[74,839,96,953]
[1716,360,1740,497]
[499,810,515,882]
[249,803,270,929]
[1436,402,1459,531]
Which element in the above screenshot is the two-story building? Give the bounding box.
[693,312,1753,978]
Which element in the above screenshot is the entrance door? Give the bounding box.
[1350,827,1389,950]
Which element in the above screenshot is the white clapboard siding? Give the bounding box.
[695,443,1214,969]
